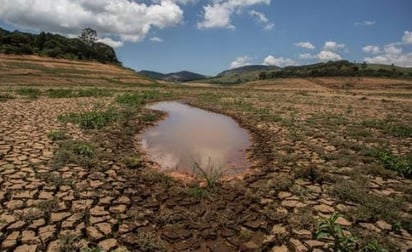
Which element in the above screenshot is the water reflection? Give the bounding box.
[141,101,250,176]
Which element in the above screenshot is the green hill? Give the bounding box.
[0,27,120,64]
[200,61,412,85]
[140,70,206,82]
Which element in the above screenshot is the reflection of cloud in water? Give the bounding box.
[142,102,250,175]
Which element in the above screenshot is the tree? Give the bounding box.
[79,28,97,47]
[258,71,267,80]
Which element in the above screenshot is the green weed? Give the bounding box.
[47,130,68,141]
[17,87,41,99]
[316,213,358,251]
[58,109,118,129]
[192,159,223,190]
[367,148,411,178]
[0,93,14,102]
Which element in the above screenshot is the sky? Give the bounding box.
[0,0,411,75]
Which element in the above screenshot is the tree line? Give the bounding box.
[0,28,120,64]
[258,60,412,80]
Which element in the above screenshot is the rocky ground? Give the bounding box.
[0,86,411,252]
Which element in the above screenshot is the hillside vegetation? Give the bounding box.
[203,61,412,85]
[0,27,119,64]
[140,70,206,82]
[0,54,154,86]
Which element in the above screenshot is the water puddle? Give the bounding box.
[141,101,250,177]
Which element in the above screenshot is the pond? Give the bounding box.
[141,101,251,177]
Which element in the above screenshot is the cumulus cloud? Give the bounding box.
[0,0,184,46]
[149,36,164,42]
[262,55,296,67]
[299,53,316,60]
[362,45,380,54]
[294,42,315,50]
[249,10,275,31]
[197,0,270,29]
[355,20,376,26]
[323,41,345,52]
[97,37,124,48]
[230,56,253,69]
[364,31,412,67]
[401,31,412,44]
[317,50,342,61]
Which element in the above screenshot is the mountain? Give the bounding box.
[139,70,206,82]
[199,61,412,85]
[217,65,279,77]
[204,65,280,84]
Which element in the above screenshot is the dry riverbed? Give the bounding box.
[0,85,411,252]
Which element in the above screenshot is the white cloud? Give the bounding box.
[401,31,412,44]
[317,50,342,61]
[364,31,412,67]
[323,41,345,52]
[249,10,274,31]
[355,20,376,26]
[149,36,164,42]
[262,55,296,67]
[197,0,270,29]
[362,45,380,54]
[97,37,124,48]
[294,41,315,50]
[0,0,184,46]
[365,53,412,67]
[383,45,402,55]
[299,53,316,60]
[249,10,268,23]
[230,56,253,69]
[264,23,275,31]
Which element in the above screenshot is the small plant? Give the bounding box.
[47,89,75,98]
[47,130,67,141]
[363,240,387,252]
[367,148,411,178]
[116,93,144,106]
[17,87,41,99]
[316,213,358,251]
[192,158,223,190]
[0,93,14,102]
[135,232,167,252]
[73,142,95,157]
[124,155,141,168]
[187,184,207,199]
[58,109,118,129]
[58,233,80,252]
[81,247,103,252]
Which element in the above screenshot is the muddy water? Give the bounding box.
[141,101,250,176]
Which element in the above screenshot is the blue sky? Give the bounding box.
[0,0,411,75]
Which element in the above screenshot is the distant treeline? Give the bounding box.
[0,28,120,64]
[258,60,412,80]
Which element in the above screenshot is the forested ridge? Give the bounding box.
[0,28,120,64]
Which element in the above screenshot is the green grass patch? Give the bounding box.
[58,109,118,129]
[361,119,412,138]
[116,90,170,106]
[16,87,41,99]
[0,93,14,102]
[47,88,112,98]
[53,140,96,169]
[47,130,68,141]
[367,148,411,178]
